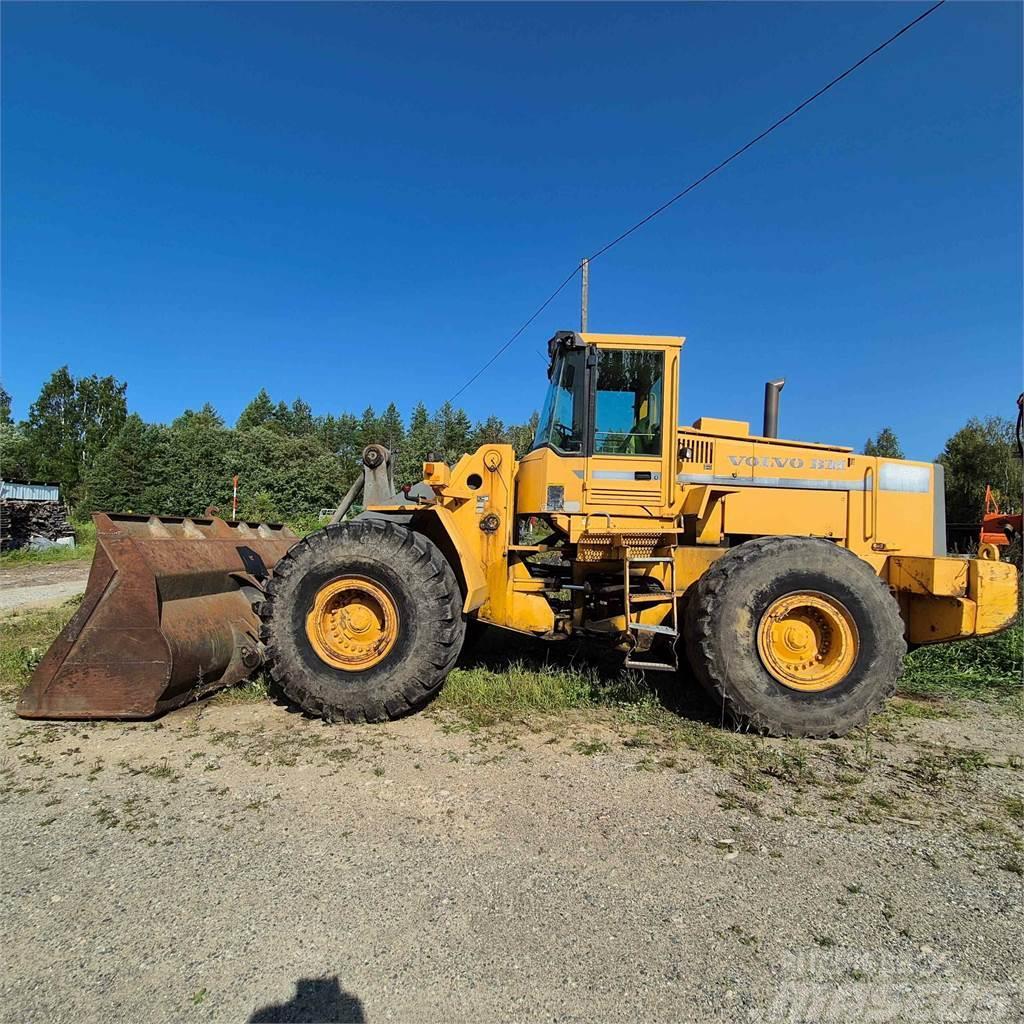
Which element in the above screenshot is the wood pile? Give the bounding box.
[0,500,75,550]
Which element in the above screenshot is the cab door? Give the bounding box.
[583,344,678,514]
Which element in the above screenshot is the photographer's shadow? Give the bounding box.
[250,977,365,1023]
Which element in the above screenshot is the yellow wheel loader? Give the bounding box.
[19,331,1019,737]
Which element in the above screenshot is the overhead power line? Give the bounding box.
[448,0,946,403]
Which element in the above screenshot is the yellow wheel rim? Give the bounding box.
[305,576,399,671]
[756,591,858,692]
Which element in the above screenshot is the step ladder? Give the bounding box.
[623,554,681,673]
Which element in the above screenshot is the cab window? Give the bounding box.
[593,350,663,456]
[532,347,586,453]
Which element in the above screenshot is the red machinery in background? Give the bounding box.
[978,394,1024,560]
[979,484,1022,560]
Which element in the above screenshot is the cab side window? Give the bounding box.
[593,350,663,456]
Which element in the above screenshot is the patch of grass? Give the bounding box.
[439,660,593,718]
[122,759,182,783]
[716,788,762,815]
[900,616,1022,703]
[0,521,96,567]
[0,598,80,700]
[572,737,610,756]
[1002,795,1024,821]
[881,697,962,722]
[211,676,269,705]
[671,721,745,767]
[437,656,657,724]
[907,747,988,789]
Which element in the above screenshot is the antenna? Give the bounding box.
[580,257,589,332]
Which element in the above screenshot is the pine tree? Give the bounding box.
[357,405,380,449]
[398,402,439,483]
[378,402,406,450]
[433,402,472,463]
[82,414,167,514]
[236,389,276,431]
[173,403,225,430]
[287,398,316,437]
[332,412,363,479]
[505,411,540,457]
[863,427,904,459]
[470,415,505,449]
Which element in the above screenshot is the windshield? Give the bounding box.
[532,347,586,453]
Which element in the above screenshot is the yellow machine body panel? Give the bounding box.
[367,331,1017,651]
[402,444,557,632]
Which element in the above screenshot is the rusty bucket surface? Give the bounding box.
[16,512,297,720]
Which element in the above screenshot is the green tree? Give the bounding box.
[938,416,1022,523]
[322,412,361,479]
[864,427,904,459]
[357,405,380,449]
[470,415,506,450]
[173,403,225,430]
[505,411,540,458]
[242,490,280,523]
[157,415,233,516]
[23,367,127,500]
[0,384,29,478]
[0,423,34,481]
[433,402,472,464]
[236,389,277,431]
[231,428,346,521]
[81,414,169,514]
[397,402,438,484]
[377,402,406,450]
[286,398,316,437]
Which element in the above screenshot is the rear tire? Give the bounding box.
[683,536,905,738]
[260,520,465,723]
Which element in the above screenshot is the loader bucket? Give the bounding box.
[16,513,298,720]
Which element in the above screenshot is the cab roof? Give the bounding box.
[547,330,685,358]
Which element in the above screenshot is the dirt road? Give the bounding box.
[1,697,1020,1023]
[0,560,89,614]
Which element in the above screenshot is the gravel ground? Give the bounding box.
[1,698,1021,1024]
[0,561,89,614]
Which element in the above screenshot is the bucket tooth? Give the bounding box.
[16,512,298,720]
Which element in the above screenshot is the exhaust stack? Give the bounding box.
[763,379,785,439]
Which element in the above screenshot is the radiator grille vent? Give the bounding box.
[680,439,714,466]
[587,486,662,506]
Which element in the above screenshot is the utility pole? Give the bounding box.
[580,257,589,333]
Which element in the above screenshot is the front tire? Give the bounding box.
[683,536,905,738]
[260,520,465,722]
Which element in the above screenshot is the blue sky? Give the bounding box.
[2,2,1020,460]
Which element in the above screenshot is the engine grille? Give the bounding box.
[679,438,714,467]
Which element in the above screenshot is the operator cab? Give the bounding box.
[520,331,683,516]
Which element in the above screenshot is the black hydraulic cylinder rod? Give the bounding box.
[329,473,365,525]
[763,379,785,439]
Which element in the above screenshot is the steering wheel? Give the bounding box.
[552,422,576,448]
